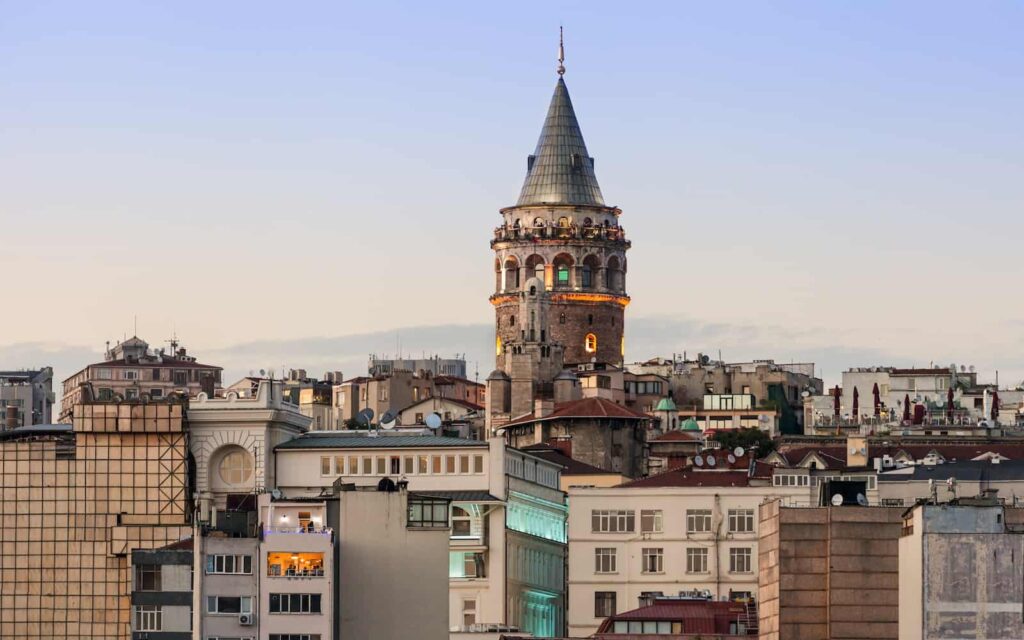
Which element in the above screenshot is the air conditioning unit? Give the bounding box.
[239,613,254,626]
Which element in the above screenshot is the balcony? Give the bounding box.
[491,224,629,247]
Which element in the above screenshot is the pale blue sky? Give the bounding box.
[2,1,1022,387]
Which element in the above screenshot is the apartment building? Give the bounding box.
[566,462,804,637]
[130,540,194,640]
[0,367,54,427]
[60,336,222,421]
[272,433,568,636]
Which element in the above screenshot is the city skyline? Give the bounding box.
[4,1,1023,388]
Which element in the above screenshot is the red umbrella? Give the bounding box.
[992,391,1000,420]
[903,394,911,422]
[852,386,860,420]
[872,383,881,417]
[833,386,841,418]
[946,387,954,420]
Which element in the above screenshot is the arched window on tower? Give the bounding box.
[585,333,598,354]
[553,254,573,289]
[582,255,600,290]
[496,336,503,356]
[557,216,570,228]
[504,257,520,290]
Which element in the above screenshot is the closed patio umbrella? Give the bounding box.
[873,383,881,417]
[903,394,911,422]
[833,386,841,418]
[852,386,859,421]
[946,387,954,421]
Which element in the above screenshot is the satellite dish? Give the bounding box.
[727,454,736,464]
[271,489,282,500]
[356,408,374,428]
[424,413,443,430]
[706,455,716,467]
[259,369,266,377]
[693,455,704,467]
[831,493,844,506]
[801,390,810,398]
[856,493,869,507]
[380,410,398,430]
[734,447,745,458]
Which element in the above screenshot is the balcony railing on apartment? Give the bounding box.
[812,411,1005,429]
[262,525,333,536]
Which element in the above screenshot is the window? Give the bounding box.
[362,456,372,474]
[376,457,387,474]
[269,593,322,614]
[687,509,712,533]
[686,548,708,573]
[640,510,663,534]
[728,509,754,533]
[592,510,635,533]
[459,455,470,474]
[124,370,139,380]
[97,368,112,380]
[595,547,617,573]
[404,456,414,474]
[452,507,472,537]
[390,456,401,474]
[595,592,616,618]
[173,370,187,385]
[582,265,593,288]
[463,599,477,626]
[559,313,566,324]
[320,457,332,476]
[509,315,516,326]
[557,264,570,285]
[207,595,253,614]
[445,455,456,473]
[432,455,442,474]
[270,636,321,640]
[149,388,163,399]
[408,497,449,528]
[267,552,324,577]
[585,333,598,353]
[134,564,161,591]
[642,548,663,574]
[134,605,161,631]
[473,455,484,473]
[418,455,428,474]
[348,456,358,475]
[730,547,752,573]
[219,450,253,485]
[449,551,486,578]
[125,388,139,400]
[206,554,253,575]
[335,456,345,475]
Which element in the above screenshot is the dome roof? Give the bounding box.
[681,418,701,431]
[654,397,677,412]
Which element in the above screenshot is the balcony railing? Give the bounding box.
[492,224,628,244]
[262,526,333,536]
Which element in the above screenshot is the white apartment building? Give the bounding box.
[273,432,568,637]
[566,466,805,637]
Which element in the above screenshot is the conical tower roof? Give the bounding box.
[517,78,605,206]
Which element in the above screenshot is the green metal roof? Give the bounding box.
[681,418,701,431]
[275,434,488,451]
[654,397,677,412]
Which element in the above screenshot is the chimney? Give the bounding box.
[5,406,19,430]
[534,398,554,419]
[546,437,573,459]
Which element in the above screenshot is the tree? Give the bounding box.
[712,427,776,456]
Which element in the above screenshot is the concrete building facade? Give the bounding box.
[0,368,54,428]
[130,540,194,640]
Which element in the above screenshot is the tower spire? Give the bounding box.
[557,26,565,77]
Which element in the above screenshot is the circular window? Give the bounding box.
[219,450,254,485]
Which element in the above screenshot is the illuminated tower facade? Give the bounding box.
[490,47,630,370]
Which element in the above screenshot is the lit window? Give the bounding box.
[585,333,598,353]
[219,450,253,485]
[267,552,325,577]
[496,336,502,356]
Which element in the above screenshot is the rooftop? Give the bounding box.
[501,397,650,429]
[275,433,487,451]
[521,443,619,475]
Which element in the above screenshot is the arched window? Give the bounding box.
[504,257,520,290]
[581,264,592,288]
[496,336,503,356]
[452,507,472,537]
[557,216,570,228]
[585,333,598,354]
[556,264,570,286]
[553,254,573,289]
[509,315,516,326]
[559,313,566,325]
[588,314,593,325]
[533,217,544,227]
[219,449,253,485]
[583,217,593,226]
[513,219,521,228]
[582,255,600,290]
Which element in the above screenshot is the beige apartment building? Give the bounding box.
[0,399,192,639]
[0,367,54,427]
[566,464,804,637]
[60,336,222,421]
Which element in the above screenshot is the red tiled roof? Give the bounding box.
[618,469,752,488]
[502,397,651,428]
[92,358,221,370]
[597,599,747,635]
[159,537,194,551]
[774,442,1024,470]
[433,375,484,387]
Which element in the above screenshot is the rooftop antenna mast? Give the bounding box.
[557,26,565,76]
